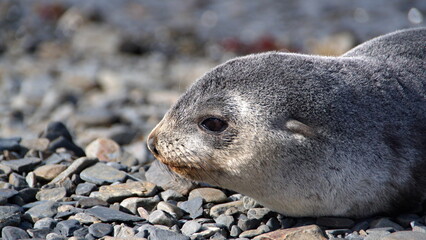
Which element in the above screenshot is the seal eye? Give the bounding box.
[200,117,228,133]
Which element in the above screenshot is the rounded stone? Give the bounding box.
[89,223,113,238]
[80,162,127,185]
[188,188,227,203]
[36,187,67,201]
[85,138,121,162]
[34,165,68,181]
[148,210,176,227]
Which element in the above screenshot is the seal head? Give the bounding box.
[148,28,426,218]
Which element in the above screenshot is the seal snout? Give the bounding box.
[147,133,159,156]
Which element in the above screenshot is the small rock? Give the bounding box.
[146,226,190,240]
[9,173,28,189]
[114,223,135,237]
[148,210,176,227]
[215,214,234,230]
[20,138,50,151]
[24,201,59,222]
[192,225,222,238]
[247,208,272,220]
[73,226,89,238]
[34,217,57,229]
[239,224,270,238]
[75,182,97,196]
[178,197,204,219]
[181,220,202,236]
[146,160,196,195]
[0,137,21,151]
[77,197,109,208]
[381,231,426,240]
[80,162,127,185]
[17,188,38,204]
[395,214,421,228]
[85,206,143,222]
[25,172,37,188]
[41,122,85,157]
[412,222,426,233]
[230,225,242,237]
[0,189,18,203]
[137,207,150,219]
[27,228,52,239]
[188,188,227,203]
[120,196,160,214]
[49,157,98,185]
[253,224,327,240]
[210,200,245,218]
[160,189,185,202]
[85,138,121,162]
[352,220,370,231]
[156,201,184,219]
[89,223,113,238]
[34,164,68,181]
[325,229,352,238]
[316,217,355,229]
[46,232,66,240]
[54,219,81,237]
[0,205,21,230]
[0,164,12,177]
[238,217,261,231]
[96,181,157,203]
[370,218,404,231]
[36,187,67,201]
[69,212,100,224]
[2,157,41,173]
[1,226,29,240]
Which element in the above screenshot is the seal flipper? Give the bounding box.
[342,27,426,61]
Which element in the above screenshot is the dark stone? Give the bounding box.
[9,173,28,189]
[247,208,273,220]
[370,218,404,231]
[34,217,57,229]
[161,189,185,202]
[24,201,59,222]
[88,223,113,238]
[352,220,369,231]
[54,219,81,237]
[73,226,89,238]
[49,136,86,157]
[395,213,421,228]
[181,220,202,236]
[55,211,76,219]
[230,225,242,237]
[0,137,21,151]
[77,197,109,208]
[266,217,281,231]
[2,157,41,173]
[80,162,127,185]
[1,226,29,240]
[148,226,190,240]
[41,122,73,143]
[325,229,352,238]
[85,206,143,222]
[27,228,52,238]
[0,189,18,203]
[0,205,21,230]
[44,153,68,165]
[215,214,234,230]
[178,197,203,219]
[148,210,176,227]
[18,188,39,203]
[316,217,355,229]
[238,217,261,231]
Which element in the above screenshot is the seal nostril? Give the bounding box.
[147,135,159,156]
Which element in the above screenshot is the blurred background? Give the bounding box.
[0,0,425,156]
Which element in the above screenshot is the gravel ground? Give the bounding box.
[0,1,425,240]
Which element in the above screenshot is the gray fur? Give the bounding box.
[148,28,426,218]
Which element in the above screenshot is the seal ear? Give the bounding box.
[285,120,317,138]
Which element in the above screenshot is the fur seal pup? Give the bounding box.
[147,28,426,218]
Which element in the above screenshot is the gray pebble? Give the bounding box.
[49,157,98,185]
[24,201,59,223]
[34,217,57,229]
[120,195,160,213]
[75,183,97,196]
[238,215,260,231]
[0,205,21,230]
[114,224,135,237]
[380,231,426,240]
[9,173,28,189]
[266,217,281,231]
[181,220,202,236]
[80,162,127,185]
[247,207,272,220]
[46,232,66,240]
[242,196,261,209]
[94,181,157,203]
[85,206,143,222]
[148,209,176,227]
[178,197,204,219]
[157,201,184,219]
[36,187,67,201]
[1,226,29,240]
[54,219,81,237]
[209,200,244,218]
[188,187,228,203]
[239,224,269,238]
[161,189,185,202]
[230,225,242,237]
[0,137,21,151]
[1,157,41,173]
[73,226,89,238]
[215,214,234,230]
[395,214,420,228]
[89,223,113,238]
[77,197,109,208]
[147,226,190,240]
[27,228,52,239]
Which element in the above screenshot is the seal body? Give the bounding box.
[147,28,426,218]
